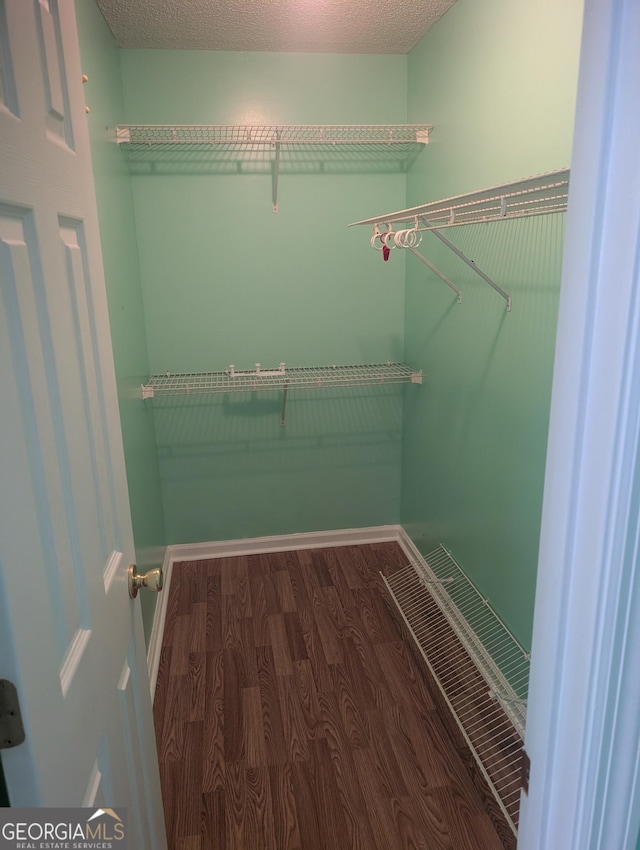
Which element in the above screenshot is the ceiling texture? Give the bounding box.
[95,0,457,54]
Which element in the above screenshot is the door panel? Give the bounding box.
[0,3,166,845]
[0,1,19,116]
[34,0,73,147]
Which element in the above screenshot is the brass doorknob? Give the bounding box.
[128,564,163,599]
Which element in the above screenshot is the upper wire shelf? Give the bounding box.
[142,361,423,399]
[116,123,432,212]
[116,124,432,147]
[350,168,570,230]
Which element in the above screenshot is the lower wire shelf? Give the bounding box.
[141,361,422,397]
[382,544,530,837]
[141,361,423,425]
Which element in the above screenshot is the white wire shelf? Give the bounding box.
[351,169,569,312]
[350,168,570,230]
[142,362,422,425]
[142,362,422,398]
[116,123,432,147]
[382,544,531,836]
[116,124,431,211]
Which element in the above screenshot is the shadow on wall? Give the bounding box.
[151,386,406,474]
[153,385,409,543]
[118,142,425,176]
[401,212,567,650]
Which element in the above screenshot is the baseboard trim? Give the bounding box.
[147,524,414,702]
[396,526,427,566]
[147,546,174,700]
[165,525,403,563]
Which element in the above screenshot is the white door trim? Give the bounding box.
[519,1,640,847]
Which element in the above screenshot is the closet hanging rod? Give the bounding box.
[116,124,433,146]
[349,167,570,230]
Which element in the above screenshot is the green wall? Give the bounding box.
[119,50,410,543]
[401,0,583,649]
[75,0,583,647]
[75,2,166,642]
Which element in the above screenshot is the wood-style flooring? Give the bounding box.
[153,542,511,849]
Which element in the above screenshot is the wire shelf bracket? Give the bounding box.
[141,361,423,426]
[272,129,281,213]
[428,223,511,311]
[351,168,570,312]
[406,243,463,304]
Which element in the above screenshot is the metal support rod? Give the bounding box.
[426,221,512,312]
[280,382,288,426]
[272,132,281,213]
[406,245,463,303]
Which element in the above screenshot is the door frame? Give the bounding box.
[520,0,640,847]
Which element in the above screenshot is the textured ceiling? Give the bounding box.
[95,0,458,54]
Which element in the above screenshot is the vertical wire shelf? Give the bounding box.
[382,544,530,836]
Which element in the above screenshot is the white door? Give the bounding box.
[0,2,166,847]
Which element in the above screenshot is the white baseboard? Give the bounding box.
[396,526,428,566]
[147,523,414,702]
[146,546,174,700]
[165,524,403,563]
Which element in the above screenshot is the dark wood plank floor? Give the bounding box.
[153,542,511,850]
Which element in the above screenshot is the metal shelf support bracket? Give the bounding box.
[406,244,463,304]
[272,129,281,213]
[426,222,512,312]
[280,381,289,426]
